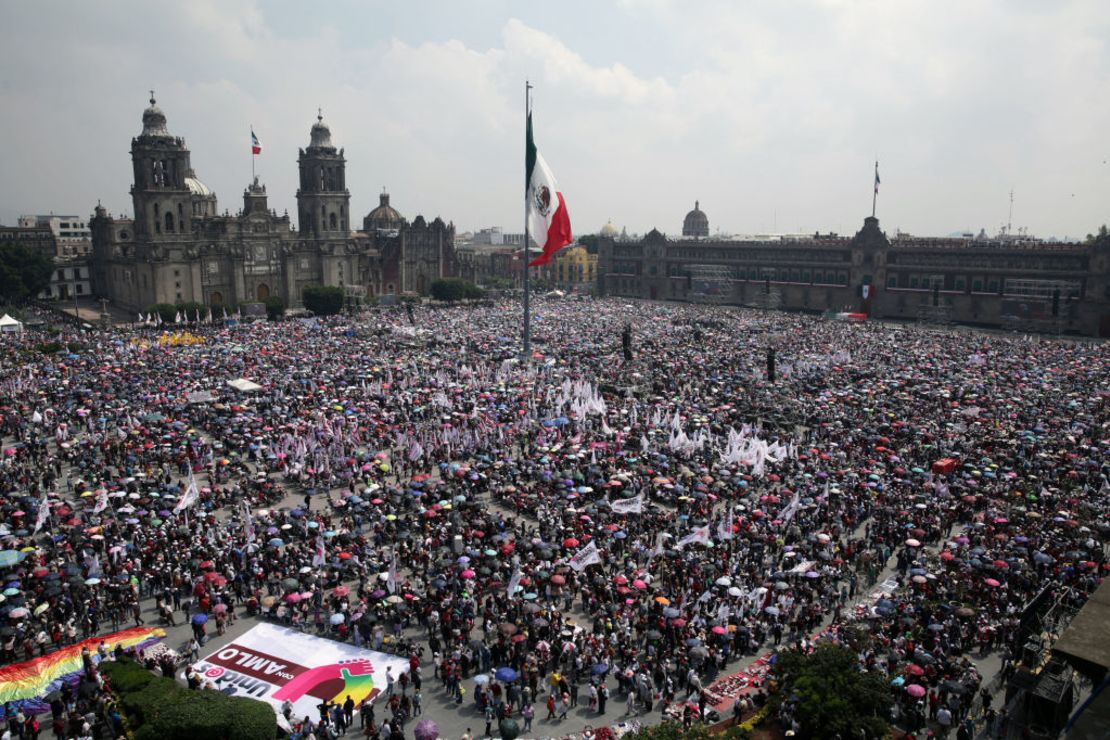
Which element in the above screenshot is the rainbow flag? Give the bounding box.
[0,626,165,713]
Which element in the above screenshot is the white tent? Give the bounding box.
[0,314,23,333]
[226,378,262,393]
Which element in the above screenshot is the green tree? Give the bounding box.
[577,233,600,253]
[148,303,177,324]
[0,242,54,304]
[302,285,344,315]
[264,294,285,320]
[1086,224,1108,244]
[430,278,485,302]
[773,644,891,739]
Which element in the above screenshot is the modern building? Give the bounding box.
[597,203,1110,336]
[89,96,457,312]
[18,214,92,257]
[0,223,57,258]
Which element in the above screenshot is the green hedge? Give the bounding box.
[101,659,277,740]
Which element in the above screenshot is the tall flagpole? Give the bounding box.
[523,81,533,360]
[251,126,256,183]
[871,159,878,218]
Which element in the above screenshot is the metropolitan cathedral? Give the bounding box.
[90,96,457,312]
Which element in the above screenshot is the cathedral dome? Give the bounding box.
[364,191,404,231]
[599,220,618,237]
[184,174,212,197]
[309,111,333,149]
[141,94,169,137]
[682,200,708,238]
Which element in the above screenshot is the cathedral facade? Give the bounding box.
[89,97,456,312]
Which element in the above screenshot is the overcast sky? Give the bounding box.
[1,0,1107,240]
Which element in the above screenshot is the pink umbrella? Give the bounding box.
[285,593,302,603]
[334,585,350,597]
[905,538,921,548]
[212,603,228,614]
[632,579,648,590]
[906,684,926,698]
[461,569,476,579]
[711,625,727,635]
[984,578,1001,587]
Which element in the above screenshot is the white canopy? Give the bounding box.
[0,314,23,333]
[226,378,262,393]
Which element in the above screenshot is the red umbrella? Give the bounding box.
[984,578,1001,588]
[904,664,925,676]
[563,537,580,548]
[334,585,350,597]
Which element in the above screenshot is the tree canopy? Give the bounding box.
[430,278,484,302]
[0,242,53,304]
[773,644,892,739]
[302,285,344,315]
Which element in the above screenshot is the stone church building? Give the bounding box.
[90,97,457,312]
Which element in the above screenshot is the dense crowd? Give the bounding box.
[0,298,1106,739]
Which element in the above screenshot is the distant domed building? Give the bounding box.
[682,201,709,238]
[599,220,618,238]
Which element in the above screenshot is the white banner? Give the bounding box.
[194,623,408,724]
[676,525,710,550]
[609,495,643,514]
[567,540,601,572]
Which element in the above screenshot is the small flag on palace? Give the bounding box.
[251,129,262,155]
[526,111,572,267]
[874,163,881,194]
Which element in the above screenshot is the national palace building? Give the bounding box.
[89,96,457,313]
[598,202,1110,337]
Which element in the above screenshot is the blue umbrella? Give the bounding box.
[191,613,208,625]
[0,551,26,569]
[269,538,284,547]
[329,613,346,625]
[494,667,519,683]
[591,663,609,676]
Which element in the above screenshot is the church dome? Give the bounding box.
[599,220,618,237]
[141,94,170,137]
[682,200,708,238]
[184,173,213,197]
[364,191,404,231]
[309,110,334,149]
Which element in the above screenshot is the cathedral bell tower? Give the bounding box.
[296,110,350,238]
[130,93,194,240]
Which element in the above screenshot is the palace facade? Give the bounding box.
[598,204,1110,336]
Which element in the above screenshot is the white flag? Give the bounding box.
[649,532,667,560]
[242,501,254,541]
[717,506,734,541]
[174,471,200,513]
[568,540,602,572]
[387,552,398,593]
[175,311,183,324]
[781,489,801,524]
[610,495,643,515]
[32,495,50,534]
[676,525,710,550]
[93,488,109,514]
[312,533,327,567]
[507,560,523,597]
